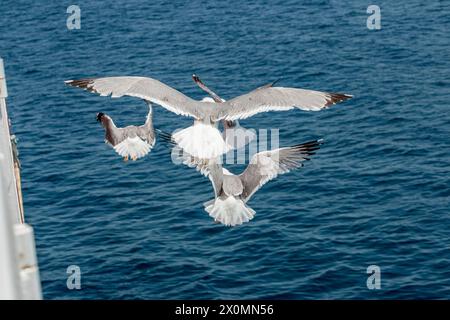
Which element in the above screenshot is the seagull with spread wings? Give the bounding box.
[193,139,323,226]
[191,74,256,151]
[65,75,351,159]
[96,102,155,161]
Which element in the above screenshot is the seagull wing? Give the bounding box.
[65,76,212,119]
[102,112,154,159]
[175,150,223,198]
[166,140,223,198]
[205,163,224,198]
[214,86,352,121]
[239,139,323,202]
[136,101,156,147]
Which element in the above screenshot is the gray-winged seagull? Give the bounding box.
[96,102,155,161]
[194,139,323,226]
[191,74,256,150]
[65,75,351,159]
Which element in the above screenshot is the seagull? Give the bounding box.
[65,75,351,159]
[96,102,155,161]
[192,74,256,150]
[194,139,323,226]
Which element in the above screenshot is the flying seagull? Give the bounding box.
[65,75,351,159]
[96,102,155,161]
[192,74,256,151]
[195,139,323,226]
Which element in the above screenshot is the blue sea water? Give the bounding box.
[1,0,449,299]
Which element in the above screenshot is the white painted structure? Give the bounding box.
[0,58,42,300]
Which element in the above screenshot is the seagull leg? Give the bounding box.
[132,155,137,161]
[123,155,129,162]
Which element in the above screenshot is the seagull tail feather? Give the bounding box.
[205,197,255,227]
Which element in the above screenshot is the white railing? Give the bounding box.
[0,58,42,300]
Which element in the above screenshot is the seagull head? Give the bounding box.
[96,112,105,122]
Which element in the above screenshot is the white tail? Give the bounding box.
[113,137,152,159]
[204,196,255,226]
[172,123,230,159]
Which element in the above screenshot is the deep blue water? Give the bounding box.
[1,0,450,299]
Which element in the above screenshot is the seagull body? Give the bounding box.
[197,139,323,226]
[192,74,256,151]
[171,96,256,159]
[96,103,155,161]
[66,76,351,159]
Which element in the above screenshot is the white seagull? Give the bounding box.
[96,103,155,161]
[191,74,256,151]
[195,139,323,226]
[65,75,351,159]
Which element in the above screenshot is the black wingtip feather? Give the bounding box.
[155,129,176,145]
[64,78,97,92]
[256,79,281,90]
[289,139,324,158]
[325,92,353,106]
[291,139,323,149]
